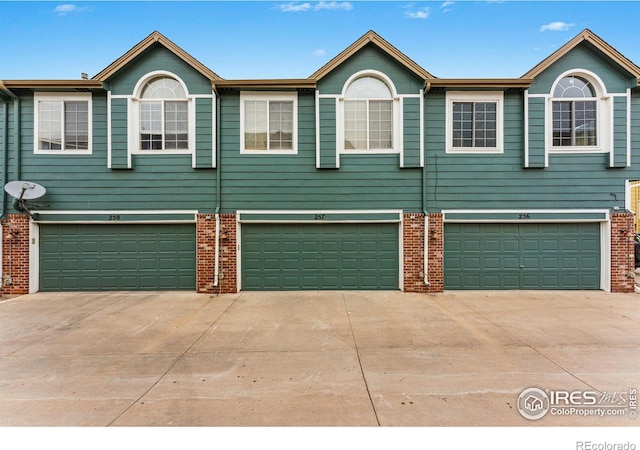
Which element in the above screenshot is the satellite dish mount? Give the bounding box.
[4,181,47,219]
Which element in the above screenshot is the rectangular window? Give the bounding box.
[140,100,188,150]
[34,94,91,154]
[344,100,392,150]
[446,92,503,154]
[552,100,597,147]
[240,92,297,154]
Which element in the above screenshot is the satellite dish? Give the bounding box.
[4,181,47,218]
[4,180,46,201]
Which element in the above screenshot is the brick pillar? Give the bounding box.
[196,213,238,294]
[219,214,237,293]
[403,213,443,293]
[1,214,30,295]
[403,213,426,293]
[196,214,216,293]
[610,211,635,293]
[426,213,444,293]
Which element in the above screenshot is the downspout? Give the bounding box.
[422,82,431,286]
[1,98,8,218]
[213,86,221,287]
[1,84,21,291]
[0,84,20,187]
[1,99,7,289]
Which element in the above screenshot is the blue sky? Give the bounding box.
[1,1,640,80]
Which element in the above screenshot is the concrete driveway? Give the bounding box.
[0,290,638,426]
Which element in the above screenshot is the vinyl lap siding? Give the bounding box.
[220,92,422,212]
[425,92,630,211]
[17,92,217,212]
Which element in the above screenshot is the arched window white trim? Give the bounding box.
[339,70,401,154]
[130,71,195,154]
[548,69,610,153]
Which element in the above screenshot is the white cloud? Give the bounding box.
[277,1,352,12]
[315,1,352,11]
[313,49,326,56]
[540,21,575,32]
[53,4,88,16]
[441,1,454,9]
[278,2,312,12]
[405,6,431,19]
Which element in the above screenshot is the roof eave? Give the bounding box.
[213,79,317,90]
[310,30,434,82]
[428,79,533,89]
[523,29,640,80]
[0,80,104,90]
[93,31,221,82]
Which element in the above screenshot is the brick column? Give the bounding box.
[403,213,426,293]
[196,214,216,293]
[610,211,635,293]
[426,213,444,293]
[196,213,237,294]
[1,214,30,295]
[219,214,237,293]
[403,212,443,293]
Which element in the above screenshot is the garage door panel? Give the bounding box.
[40,224,195,291]
[241,223,398,290]
[445,223,600,290]
[502,274,520,289]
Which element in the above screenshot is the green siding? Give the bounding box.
[220,91,422,211]
[194,97,214,168]
[612,96,628,168]
[108,45,212,96]
[241,223,399,290]
[444,223,600,290]
[318,97,337,168]
[527,96,546,168]
[14,91,217,212]
[402,97,421,168]
[317,45,424,95]
[425,91,633,211]
[110,97,129,169]
[39,223,196,291]
[528,43,636,95]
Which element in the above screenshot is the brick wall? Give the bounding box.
[402,213,443,293]
[196,214,216,293]
[219,214,238,293]
[403,213,426,293]
[426,213,444,293]
[196,213,237,294]
[610,211,635,293]
[1,214,30,295]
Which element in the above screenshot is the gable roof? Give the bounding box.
[310,30,434,81]
[93,31,221,82]
[523,28,640,83]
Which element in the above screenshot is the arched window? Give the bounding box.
[551,75,599,148]
[344,75,394,150]
[139,76,189,150]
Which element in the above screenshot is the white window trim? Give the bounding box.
[338,70,401,155]
[129,71,195,156]
[33,92,93,155]
[240,91,298,155]
[445,91,504,154]
[547,69,610,155]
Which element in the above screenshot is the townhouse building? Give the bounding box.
[1,29,637,294]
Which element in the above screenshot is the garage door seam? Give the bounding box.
[106,293,244,426]
[342,293,381,426]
